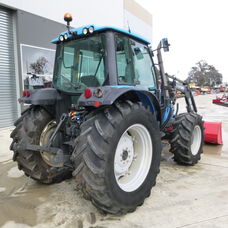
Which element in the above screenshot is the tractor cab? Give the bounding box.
[52,17,157,96]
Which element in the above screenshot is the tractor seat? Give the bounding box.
[80,75,100,87]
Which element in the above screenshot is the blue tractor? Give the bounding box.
[10,14,204,214]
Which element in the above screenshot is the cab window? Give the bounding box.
[115,34,134,85]
[130,39,156,89]
[53,34,105,93]
[115,34,156,89]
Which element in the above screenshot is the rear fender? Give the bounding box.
[19,88,61,105]
[134,90,161,122]
[78,86,161,122]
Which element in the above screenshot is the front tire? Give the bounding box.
[169,113,204,165]
[71,101,161,215]
[10,106,72,184]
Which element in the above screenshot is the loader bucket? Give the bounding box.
[204,121,223,144]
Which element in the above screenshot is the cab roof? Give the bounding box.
[51,25,151,45]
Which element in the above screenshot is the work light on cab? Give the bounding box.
[64,33,68,40]
[88,26,94,34]
[82,27,88,35]
[59,35,64,42]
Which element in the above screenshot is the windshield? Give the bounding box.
[53,34,106,93]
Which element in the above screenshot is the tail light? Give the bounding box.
[93,101,101,108]
[84,88,92,99]
[22,90,31,97]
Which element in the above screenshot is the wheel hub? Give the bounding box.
[114,124,152,192]
[39,120,63,167]
[114,133,134,176]
[122,150,129,161]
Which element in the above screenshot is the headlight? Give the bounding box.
[88,26,94,34]
[59,35,64,42]
[82,27,88,35]
[64,33,68,40]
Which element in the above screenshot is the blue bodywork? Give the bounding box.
[162,104,173,123]
[51,25,151,45]
[51,25,174,127]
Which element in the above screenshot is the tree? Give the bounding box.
[187,60,223,87]
[30,56,48,75]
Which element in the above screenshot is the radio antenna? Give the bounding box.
[127,20,131,33]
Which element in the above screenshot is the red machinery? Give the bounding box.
[204,121,223,144]
[212,94,228,107]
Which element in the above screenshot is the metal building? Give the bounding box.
[0,7,18,128]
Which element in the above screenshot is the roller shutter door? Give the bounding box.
[0,7,17,128]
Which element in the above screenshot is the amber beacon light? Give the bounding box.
[64,13,73,33]
[64,13,72,22]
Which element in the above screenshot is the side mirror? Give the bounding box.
[161,38,170,52]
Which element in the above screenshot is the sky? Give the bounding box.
[135,0,228,83]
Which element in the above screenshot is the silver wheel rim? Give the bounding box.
[39,120,62,167]
[191,125,202,156]
[114,124,152,192]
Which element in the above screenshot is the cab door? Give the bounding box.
[115,33,158,95]
[129,39,157,92]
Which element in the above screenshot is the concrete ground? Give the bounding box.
[0,94,228,228]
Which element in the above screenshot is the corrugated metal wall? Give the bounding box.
[0,7,17,128]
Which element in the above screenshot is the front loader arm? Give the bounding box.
[167,75,197,113]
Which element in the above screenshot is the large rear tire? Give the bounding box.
[10,106,72,184]
[169,113,204,165]
[71,101,161,215]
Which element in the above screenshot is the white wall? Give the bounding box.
[124,9,152,42]
[0,0,124,28]
[0,0,152,41]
